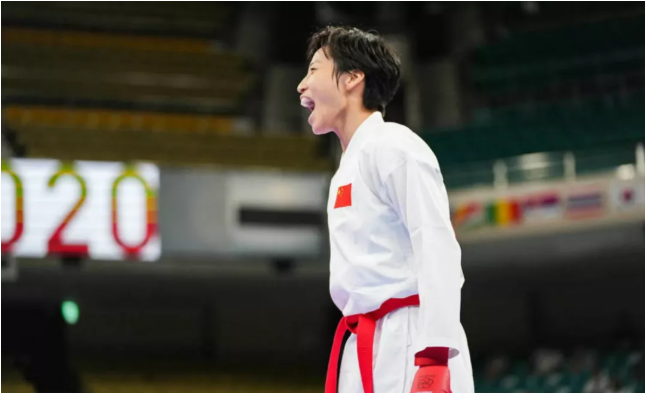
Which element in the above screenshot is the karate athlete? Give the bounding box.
[297,26,474,393]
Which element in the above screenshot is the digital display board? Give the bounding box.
[2,159,160,261]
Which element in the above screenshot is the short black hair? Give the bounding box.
[307,26,401,116]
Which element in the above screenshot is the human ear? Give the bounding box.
[344,70,365,91]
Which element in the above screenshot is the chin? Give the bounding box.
[311,127,330,135]
[310,123,332,135]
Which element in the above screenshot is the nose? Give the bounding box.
[297,75,308,94]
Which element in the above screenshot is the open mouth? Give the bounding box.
[300,97,315,113]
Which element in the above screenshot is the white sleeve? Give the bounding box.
[383,156,464,358]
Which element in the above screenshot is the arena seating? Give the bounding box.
[1,27,255,113]
[424,14,645,190]
[3,106,240,135]
[474,16,645,65]
[422,89,644,189]
[471,15,645,102]
[474,344,643,393]
[0,5,327,171]
[0,2,233,38]
[424,91,644,164]
[3,106,330,171]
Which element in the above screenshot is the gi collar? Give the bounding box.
[340,111,384,165]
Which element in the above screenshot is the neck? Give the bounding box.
[333,107,375,152]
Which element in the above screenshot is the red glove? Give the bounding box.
[410,348,451,393]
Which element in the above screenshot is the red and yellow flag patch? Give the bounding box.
[334,183,352,209]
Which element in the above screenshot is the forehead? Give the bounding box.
[310,47,331,65]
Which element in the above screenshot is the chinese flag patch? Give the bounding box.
[334,183,352,208]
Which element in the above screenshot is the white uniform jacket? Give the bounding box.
[327,112,474,393]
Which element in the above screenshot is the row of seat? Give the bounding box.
[470,14,645,112]
[471,50,645,96]
[423,119,643,169]
[475,346,643,393]
[1,27,217,54]
[2,103,331,172]
[1,26,256,113]
[1,2,232,38]
[1,30,247,71]
[3,106,243,135]
[471,90,645,125]
[14,125,331,172]
[428,90,643,188]
[474,16,645,66]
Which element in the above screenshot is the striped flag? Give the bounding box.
[521,192,562,223]
[486,199,522,226]
[452,202,486,230]
[565,190,605,219]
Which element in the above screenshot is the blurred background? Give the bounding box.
[2,2,645,393]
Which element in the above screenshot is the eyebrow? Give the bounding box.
[309,60,320,67]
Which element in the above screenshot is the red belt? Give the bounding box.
[325,295,420,393]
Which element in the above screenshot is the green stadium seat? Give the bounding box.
[470,15,645,103]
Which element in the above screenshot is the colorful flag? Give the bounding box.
[521,192,562,223]
[486,199,522,226]
[334,183,352,209]
[565,190,605,219]
[452,202,486,230]
[609,180,645,212]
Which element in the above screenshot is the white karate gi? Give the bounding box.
[327,112,474,393]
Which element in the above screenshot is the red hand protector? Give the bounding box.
[410,364,451,393]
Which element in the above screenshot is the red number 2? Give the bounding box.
[47,163,89,257]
